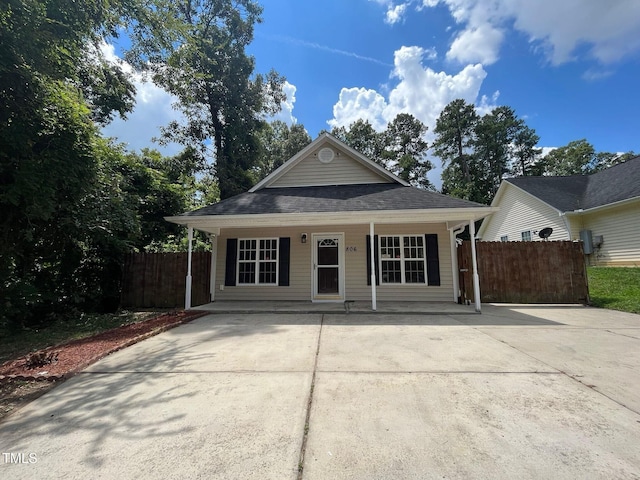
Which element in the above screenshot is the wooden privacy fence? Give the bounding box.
[121,252,211,308]
[458,241,589,304]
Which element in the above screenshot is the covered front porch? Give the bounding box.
[193,300,478,315]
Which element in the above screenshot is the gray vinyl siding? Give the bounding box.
[480,183,569,241]
[268,150,390,188]
[213,223,453,302]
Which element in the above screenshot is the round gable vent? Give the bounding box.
[318,147,335,164]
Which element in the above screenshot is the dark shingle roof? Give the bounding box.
[506,156,640,212]
[181,183,487,217]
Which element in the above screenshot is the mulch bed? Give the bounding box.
[0,310,208,382]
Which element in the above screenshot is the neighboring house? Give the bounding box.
[477,156,640,266]
[166,133,496,310]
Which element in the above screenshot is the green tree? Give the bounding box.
[332,114,433,188]
[128,0,286,199]
[331,119,386,166]
[254,121,312,180]
[539,140,637,175]
[540,139,597,175]
[432,99,478,189]
[383,113,433,189]
[1,0,144,325]
[512,125,541,176]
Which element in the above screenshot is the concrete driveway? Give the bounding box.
[1,305,640,479]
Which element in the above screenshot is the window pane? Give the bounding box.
[238,262,255,284]
[405,260,425,283]
[259,262,277,284]
[318,243,338,265]
[381,260,402,283]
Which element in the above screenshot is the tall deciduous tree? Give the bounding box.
[127,0,286,199]
[539,139,598,175]
[1,0,141,325]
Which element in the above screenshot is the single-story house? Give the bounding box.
[477,155,640,266]
[166,133,497,311]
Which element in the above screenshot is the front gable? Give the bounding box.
[478,181,569,241]
[250,133,407,191]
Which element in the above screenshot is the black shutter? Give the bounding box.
[425,234,440,286]
[366,235,380,286]
[278,237,290,286]
[225,238,238,286]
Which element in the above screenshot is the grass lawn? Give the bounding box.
[0,310,161,364]
[588,267,640,314]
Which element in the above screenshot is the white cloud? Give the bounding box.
[386,3,408,24]
[100,43,185,155]
[328,45,496,188]
[419,0,640,66]
[268,81,298,125]
[446,24,503,65]
[330,46,490,133]
[329,87,389,131]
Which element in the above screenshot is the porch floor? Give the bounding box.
[193,300,478,315]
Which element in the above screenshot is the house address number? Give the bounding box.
[345,246,357,252]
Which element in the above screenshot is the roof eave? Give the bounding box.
[562,195,640,215]
[165,207,498,231]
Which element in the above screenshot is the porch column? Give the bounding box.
[469,220,481,313]
[209,234,217,302]
[185,226,193,310]
[369,221,377,311]
[449,227,460,302]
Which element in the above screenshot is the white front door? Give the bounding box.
[312,234,345,301]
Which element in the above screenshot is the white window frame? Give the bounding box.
[237,238,279,286]
[500,235,509,242]
[521,230,532,242]
[378,235,427,285]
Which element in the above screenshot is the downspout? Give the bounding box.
[558,211,574,240]
[185,226,193,310]
[469,220,481,313]
[370,221,377,311]
[449,225,465,303]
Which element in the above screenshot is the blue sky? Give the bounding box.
[103,0,640,188]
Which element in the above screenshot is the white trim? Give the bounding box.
[166,207,498,231]
[236,237,279,286]
[249,132,408,192]
[370,222,377,311]
[311,233,345,302]
[469,220,481,313]
[209,235,217,302]
[563,196,640,215]
[449,228,459,302]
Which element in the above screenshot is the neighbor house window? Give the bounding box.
[500,235,509,242]
[379,235,426,284]
[521,230,532,242]
[237,238,278,285]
